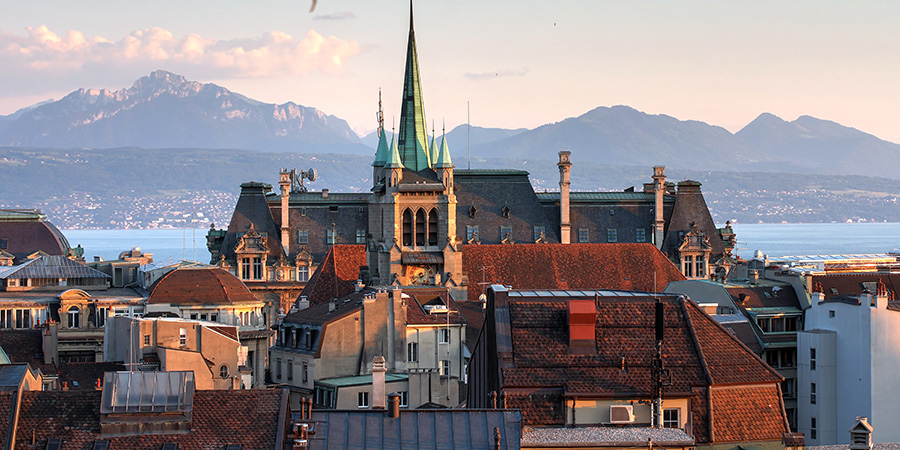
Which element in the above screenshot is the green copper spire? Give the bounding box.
[435,126,453,168]
[385,128,404,169]
[397,0,431,172]
[372,90,389,167]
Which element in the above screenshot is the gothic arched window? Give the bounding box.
[402,209,413,246]
[428,209,438,246]
[415,209,426,246]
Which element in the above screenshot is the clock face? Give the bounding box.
[405,265,436,285]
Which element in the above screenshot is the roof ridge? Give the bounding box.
[210,268,231,304]
[679,298,713,385]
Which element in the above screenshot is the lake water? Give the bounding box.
[63,223,900,264]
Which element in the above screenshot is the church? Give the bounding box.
[206,5,735,306]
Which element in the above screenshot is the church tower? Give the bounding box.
[367,1,461,295]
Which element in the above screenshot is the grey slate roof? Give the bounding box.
[303,409,521,450]
[0,255,109,280]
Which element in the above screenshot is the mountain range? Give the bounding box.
[2,71,899,178]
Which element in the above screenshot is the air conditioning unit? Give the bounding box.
[609,405,635,424]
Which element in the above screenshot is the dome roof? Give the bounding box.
[148,268,258,305]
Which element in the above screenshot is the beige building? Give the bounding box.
[269,286,467,409]
[104,315,249,389]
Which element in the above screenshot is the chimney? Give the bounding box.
[558,151,572,244]
[280,169,292,255]
[372,356,386,409]
[387,393,401,418]
[322,189,329,198]
[652,166,666,249]
[749,270,759,285]
[567,298,596,355]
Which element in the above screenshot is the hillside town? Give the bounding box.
[1,6,897,450]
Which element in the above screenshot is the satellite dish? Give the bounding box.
[306,168,317,182]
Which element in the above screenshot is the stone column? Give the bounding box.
[558,151,572,244]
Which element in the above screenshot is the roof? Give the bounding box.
[455,174,560,244]
[396,2,430,173]
[0,210,71,262]
[219,181,285,263]
[0,255,110,280]
[0,329,55,375]
[727,285,803,310]
[304,409,521,450]
[404,288,467,325]
[299,245,366,306]
[57,362,126,391]
[811,273,900,302]
[536,191,676,203]
[147,267,259,305]
[483,288,786,442]
[12,388,288,449]
[462,243,686,301]
[521,426,694,448]
[0,364,29,390]
[662,181,724,258]
[709,385,790,443]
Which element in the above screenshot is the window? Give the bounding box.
[466,225,479,242]
[499,226,512,241]
[200,314,208,321]
[811,417,817,440]
[438,328,451,344]
[358,391,369,408]
[782,378,795,398]
[300,207,307,216]
[143,335,150,346]
[636,228,647,243]
[662,408,679,428]
[210,314,218,322]
[276,358,283,380]
[190,313,198,320]
[696,254,705,278]
[241,258,251,280]
[302,362,308,383]
[96,307,108,327]
[533,226,545,241]
[0,238,6,249]
[297,230,309,244]
[356,229,366,244]
[609,208,615,216]
[829,310,835,318]
[415,209,426,246]
[399,391,409,407]
[501,205,511,218]
[607,228,617,243]
[219,364,229,379]
[252,257,263,280]
[578,228,589,243]
[287,359,293,381]
[810,382,816,405]
[408,342,418,362]
[469,205,477,218]
[179,328,187,346]
[297,265,309,282]
[810,348,817,371]
[326,228,336,245]
[440,360,451,376]
[683,255,694,278]
[428,209,438,246]
[3,309,32,329]
[67,306,80,329]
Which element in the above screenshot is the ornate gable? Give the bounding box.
[234,229,268,255]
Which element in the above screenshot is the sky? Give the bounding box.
[2,1,899,141]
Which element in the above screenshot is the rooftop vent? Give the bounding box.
[567,298,597,355]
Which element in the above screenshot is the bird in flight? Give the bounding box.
[310,0,317,12]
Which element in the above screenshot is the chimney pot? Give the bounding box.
[387,393,401,418]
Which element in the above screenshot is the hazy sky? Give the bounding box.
[2,1,898,141]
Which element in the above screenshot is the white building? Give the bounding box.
[798,285,900,445]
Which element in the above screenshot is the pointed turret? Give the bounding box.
[435,126,453,169]
[429,126,437,167]
[397,0,431,172]
[385,131,403,169]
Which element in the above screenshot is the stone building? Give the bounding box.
[207,3,733,302]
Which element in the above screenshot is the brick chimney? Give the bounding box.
[567,298,596,355]
[652,166,666,249]
[558,151,572,244]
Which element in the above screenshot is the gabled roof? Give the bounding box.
[662,181,724,258]
[462,243,685,301]
[726,284,803,310]
[299,245,366,306]
[0,255,109,280]
[405,288,466,325]
[12,389,289,449]
[147,267,258,305]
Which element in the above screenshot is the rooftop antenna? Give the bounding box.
[467,101,471,170]
[377,88,384,138]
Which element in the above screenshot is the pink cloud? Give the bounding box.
[0,25,360,77]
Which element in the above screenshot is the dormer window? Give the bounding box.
[502,205,510,219]
[469,206,477,218]
[67,306,80,329]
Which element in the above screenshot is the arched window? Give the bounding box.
[402,209,413,246]
[415,209,426,246]
[219,364,229,379]
[67,306,80,329]
[428,209,438,246]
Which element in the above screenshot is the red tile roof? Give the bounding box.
[0,329,56,374]
[147,267,259,305]
[710,385,789,443]
[57,362,126,391]
[300,245,366,306]
[812,273,900,301]
[727,285,802,309]
[487,290,786,442]
[462,243,685,301]
[0,391,12,445]
[405,288,467,325]
[13,389,288,449]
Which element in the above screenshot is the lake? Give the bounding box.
[62,222,900,264]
